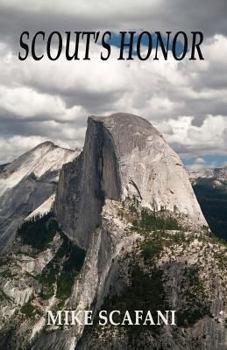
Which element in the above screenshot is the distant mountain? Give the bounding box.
[190,167,227,181]
[189,167,227,239]
[0,141,79,251]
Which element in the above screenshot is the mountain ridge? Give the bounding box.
[0,113,226,350]
[189,166,227,240]
[0,141,80,251]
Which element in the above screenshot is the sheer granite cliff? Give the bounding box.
[189,167,227,240]
[0,114,226,350]
[55,113,207,249]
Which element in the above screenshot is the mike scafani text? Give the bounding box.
[47,309,176,327]
[18,30,204,61]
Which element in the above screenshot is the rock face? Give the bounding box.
[189,167,227,240]
[76,226,227,350]
[0,113,226,350]
[55,113,207,249]
[0,141,79,252]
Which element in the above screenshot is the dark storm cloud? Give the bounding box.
[28,84,124,114]
[169,94,227,120]
[190,116,207,128]
[0,117,85,140]
[171,141,226,157]
[0,0,226,53]
[0,0,227,165]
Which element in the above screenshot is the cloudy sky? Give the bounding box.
[0,0,227,169]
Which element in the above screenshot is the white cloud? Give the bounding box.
[0,86,66,118]
[0,135,47,163]
[188,157,206,170]
[0,15,227,166]
[158,115,227,155]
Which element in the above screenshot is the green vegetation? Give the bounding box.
[140,230,188,264]
[56,238,85,299]
[178,307,211,328]
[17,213,86,301]
[38,234,86,300]
[37,265,56,300]
[211,234,227,248]
[17,213,58,250]
[141,239,163,261]
[193,179,227,240]
[177,265,211,327]
[132,208,179,233]
[138,232,211,328]
[21,302,37,318]
[98,265,168,338]
[209,234,227,269]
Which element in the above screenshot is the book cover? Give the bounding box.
[0,1,226,349]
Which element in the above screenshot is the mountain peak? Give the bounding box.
[33,141,75,152]
[34,140,55,149]
[89,112,154,126]
[0,141,80,251]
[87,113,162,161]
[0,141,77,198]
[89,112,161,135]
[55,113,207,249]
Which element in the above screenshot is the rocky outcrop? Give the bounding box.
[76,226,227,350]
[0,113,226,350]
[0,142,79,252]
[55,113,207,249]
[0,199,226,350]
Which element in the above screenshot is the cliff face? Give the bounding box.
[76,223,227,350]
[55,113,206,249]
[0,113,226,350]
[1,201,226,350]
[189,167,227,240]
[54,117,123,248]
